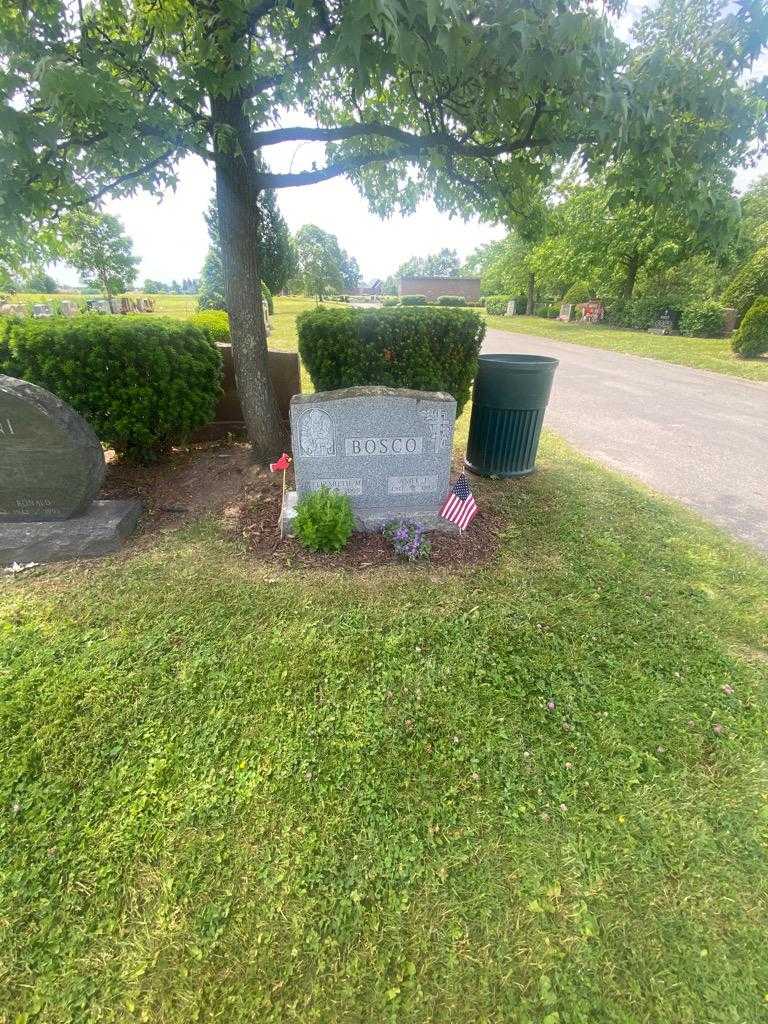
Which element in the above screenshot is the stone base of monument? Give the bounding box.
[1,500,142,566]
[280,490,460,536]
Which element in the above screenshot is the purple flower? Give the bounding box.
[546,700,556,711]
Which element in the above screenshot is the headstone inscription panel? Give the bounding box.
[0,374,105,521]
[287,386,457,532]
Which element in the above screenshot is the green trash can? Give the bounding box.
[465,354,558,477]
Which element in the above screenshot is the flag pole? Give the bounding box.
[280,466,287,539]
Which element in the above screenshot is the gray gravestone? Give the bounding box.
[59,301,78,317]
[558,302,573,322]
[31,303,53,318]
[505,300,516,316]
[282,386,457,533]
[0,375,140,564]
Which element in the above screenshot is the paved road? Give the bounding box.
[482,328,768,555]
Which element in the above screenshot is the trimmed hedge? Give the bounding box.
[679,301,726,338]
[0,315,222,461]
[437,295,467,306]
[189,309,230,343]
[381,296,400,306]
[732,296,768,357]
[721,247,768,317]
[605,297,683,330]
[399,294,426,306]
[297,306,485,414]
[484,294,514,315]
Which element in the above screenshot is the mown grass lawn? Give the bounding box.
[487,314,768,384]
[2,415,767,1021]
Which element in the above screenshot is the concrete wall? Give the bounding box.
[398,277,481,302]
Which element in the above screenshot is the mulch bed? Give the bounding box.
[100,442,506,571]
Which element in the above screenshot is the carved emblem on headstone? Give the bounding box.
[298,408,335,457]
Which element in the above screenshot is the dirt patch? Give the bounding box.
[101,443,506,571]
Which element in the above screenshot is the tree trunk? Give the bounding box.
[526,272,535,315]
[620,254,640,299]
[211,95,286,461]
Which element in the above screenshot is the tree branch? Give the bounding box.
[254,148,423,188]
[84,147,179,203]
[251,122,548,158]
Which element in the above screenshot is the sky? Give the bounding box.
[54,4,768,288]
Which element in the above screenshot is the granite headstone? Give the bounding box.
[505,300,516,316]
[558,302,574,322]
[31,303,53,318]
[282,386,457,533]
[0,375,141,564]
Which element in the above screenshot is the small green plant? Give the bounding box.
[400,294,426,306]
[731,296,768,357]
[381,296,400,306]
[437,295,467,307]
[293,487,355,552]
[679,301,726,338]
[384,519,432,561]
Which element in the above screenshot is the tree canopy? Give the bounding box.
[292,224,357,299]
[62,211,139,297]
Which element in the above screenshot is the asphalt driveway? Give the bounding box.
[483,327,768,555]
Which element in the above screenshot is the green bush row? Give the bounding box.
[0,315,222,462]
[732,296,768,357]
[399,294,427,306]
[604,296,728,336]
[188,309,230,343]
[297,306,485,414]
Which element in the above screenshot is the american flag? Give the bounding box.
[439,473,478,530]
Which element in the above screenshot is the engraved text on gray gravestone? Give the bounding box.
[287,386,457,531]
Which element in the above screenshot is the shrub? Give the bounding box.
[400,294,426,306]
[483,294,514,315]
[722,247,768,316]
[0,315,222,461]
[381,296,400,306]
[293,487,354,552]
[605,296,683,330]
[437,295,467,307]
[189,309,230,343]
[731,296,768,357]
[563,281,593,304]
[679,301,726,338]
[297,306,484,414]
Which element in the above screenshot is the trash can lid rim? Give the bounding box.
[479,353,559,368]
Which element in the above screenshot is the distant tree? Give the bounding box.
[467,235,535,297]
[293,225,349,299]
[340,251,361,292]
[20,270,58,293]
[63,212,139,298]
[394,248,462,280]
[143,278,169,293]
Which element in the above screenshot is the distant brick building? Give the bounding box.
[398,276,481,303]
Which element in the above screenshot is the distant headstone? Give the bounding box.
[648,309,678,336]
[505,300,516,316]
[282,386,457,534]
[59,301,78,317]
[31,303,53,318]
[723,307,738,335]
[558,302,574,322]
[88,299,111,314]
[0,375,140,564]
